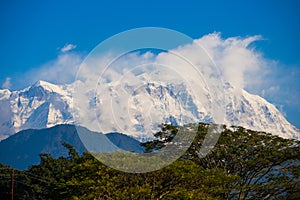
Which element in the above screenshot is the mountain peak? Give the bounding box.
[33,80,57,89]
[31,80,67,95]
[33,80,50,86]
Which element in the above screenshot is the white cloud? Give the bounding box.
[60,43,77,53]
[194,33,264,90]
[278,104,287,117]
[2,77,12,89]
[255,65,300,108]
[73,33,272,98]
[12,52,84,89]
[10,34,267,92]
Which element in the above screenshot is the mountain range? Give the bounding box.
[0,80,299,141]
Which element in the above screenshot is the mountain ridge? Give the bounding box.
[0,124,144,169]
[0,80,299,140]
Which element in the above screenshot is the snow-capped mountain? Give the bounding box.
[224,84,300,139]
[0,81,74,140]
[0,80,299,140]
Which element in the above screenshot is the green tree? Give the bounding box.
[186,125,300,199]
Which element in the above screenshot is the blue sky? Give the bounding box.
[0,0,299,128]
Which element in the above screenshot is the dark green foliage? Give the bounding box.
[141,124,179,153]
[186,124,300,199]
[0,123,299,199]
